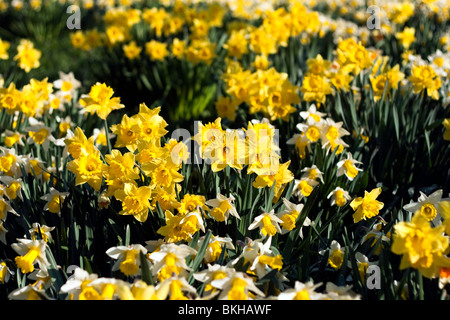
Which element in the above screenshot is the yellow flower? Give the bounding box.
[350,187,384,223]
[170,38,186,59]
[408,64,441,100]
[106,244,147,276]
[248,209,283,237]
[395,27,416,49]
[215,96,238,121]
[80,82,125,120]
[110,114,140,151]
[40,188,69,215]
[114,183,152,222]
[0,38,10,60]
[123,41,142,60]
[66,149,104,191]
[145,40,169,61]
[391,213,450,278]
[64,127,96,160]
[223,29,249,59]
[12,239,49,274]
[443,118,450,141]
[252,161,294,201]
[300,74,333,106]
[14,39,41,73]
[306,54,331,76]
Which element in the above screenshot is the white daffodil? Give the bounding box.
[292,177,319,198]
[193,264,237,296]
[0,261,13,284]
[336,152,363,181]
[403,189,446,223]
[301,164,324,183]
[106,244,148,276]
[40,188,70,216]
[148,243,197,281]
[53,71,81,103]
[212,271,265,300]
[0,146,24,177]
[276,197,311,238]
[324,282,361,300]
[299,104,327,123]
[198,234,235,264]
[321,117,350,154]
[25,122,57,152]
[0,222,8,245]
[11,239,50,274]
[115,279,170,300]
[59,267,99,299]
[327,186,352,207]
[0,176,23,201]
[162,275,198,300]
[29,223,55,243]
[8,281,53,300]
[248,209,283,237]
[319,240,345,270]
[0,196,18,222]
[206,193,240,222]
[277,280,325,300]
[347,252,378,283]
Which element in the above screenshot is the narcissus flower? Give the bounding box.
[403,189,446,222]
[350,188,384,223]
[14,39,41,73]
[319,240,345,270]
[212,272,265,300]
[66,149,104,191]
[277,281,325,300]
[327,187,351,207]
[40,188,70,215]
[197,235,235,264]
[336,152,363,181]
[114,183,152,222]
[408,64,442,100]
[80,82,125,120]
[248,209,283,237]
[391,213,450,278]
[148,243,197,282]
[106,244,148,276]
[12,239,49,274]
[206,193,240,222]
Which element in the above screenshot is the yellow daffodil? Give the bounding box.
[350,187,384,223]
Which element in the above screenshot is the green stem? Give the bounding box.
[104,119,112,154]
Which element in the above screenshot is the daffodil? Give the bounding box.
[115,279,169,300]
[66,149,104,191]
[403,189,445,223]
[336,152,363,181]
[148,243,197,281]
[391,213,450,278]
[276,198,310,237]
[0,261,12,284]
[198,235,235,264]
[164,276,198,300]
[248,209,283,237]
[350,187,384,223]
[29,223,55,243]
[319,240,345,270]
[327,187,351,207]
[193,264,237,296]
[40,188,69,216]
[59,267,99,300]
[14,39,41,73]
[12,239,49,274]
[277,281,325,300]
[212,272,265,300]
[205,193,240,222]
[80,82,125,120]
[114,183,152,222]
[106,244,148,276]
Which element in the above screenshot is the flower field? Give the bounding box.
[0,0,449,301]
